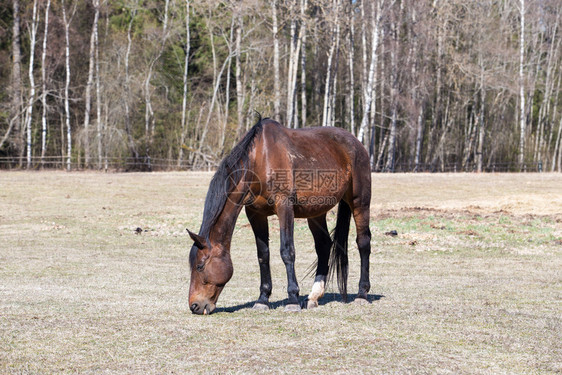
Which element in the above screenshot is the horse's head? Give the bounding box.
[187,230,233,315]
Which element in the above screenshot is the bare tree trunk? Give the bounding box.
[11,0,23,164]
[94,0,102,170]
[300,6,307,129]
[246,56,258,131]
[178,0,191,167]
[272,0,281,120]
[234,13,245,139]
[144,0,170,167]
[358,0,383,143]
[286,0,307,129]
[62,0,73,171]
[124,7,139,165]
[347,0,355,135]
[426,4,445,166]
[322,0,341,127]
[360,0,368,99]
[518,0,526,170]
[385,2,403,172]
[554,114,562,172]
[286,2,297,128]
[0,113,23,151]
[374,29,385,168]
[25,0,39,169]
[477,79,485,173]
[40,0,51,167]
[220,17,235,150]
[550,72,561,171]
[463,104,475,170]
[414,104,424,171]
[286,2,299,129]
[536,16,559,168]
[144,69,155,163]
[411,6,424,172]
[83,0,100,168]
[330,14,341,128]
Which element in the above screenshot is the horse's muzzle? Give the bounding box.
[190,301,216,315]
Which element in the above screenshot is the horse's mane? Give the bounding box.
[197,116,265,241]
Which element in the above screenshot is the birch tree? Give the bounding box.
[94,0,103,170]
[300,10,308,129]
[83,0,100,167]
[357,0,384,144]
[347,0,356,135]
[286,0,307,129]
[124,6,139,165]
[62,0,74,171]
[234,10,245,138]
[40,0,51,166]
[518,0,526,169]
[272,0,281,120]
[25,0,39,169]
[178,0,191,166]
[385,1,401,172]
[11,0,23,161]
[322,0,342,127]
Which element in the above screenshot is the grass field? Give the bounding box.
[1,171,561,374]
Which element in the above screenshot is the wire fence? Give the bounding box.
[0,156,216,172]
[0,156,554,173]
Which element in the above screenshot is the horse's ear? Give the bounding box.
[187,229,206,249]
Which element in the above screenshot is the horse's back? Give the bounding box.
[258,120,368,171]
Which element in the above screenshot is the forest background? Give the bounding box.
[1,0,562,172]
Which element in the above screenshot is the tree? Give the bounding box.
[518,0,526,170]
[357,0,383,144]
[62,0,74,171]
[40,0,52,167]
[178,0,191,166]
[83,0,100,168]
[10,0,23,159]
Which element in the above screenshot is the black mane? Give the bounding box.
[196,117,265,241]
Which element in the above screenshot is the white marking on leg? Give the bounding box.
[306,280,325,309]
[308,280,325,301]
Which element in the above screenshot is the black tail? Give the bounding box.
[328,200,352,302]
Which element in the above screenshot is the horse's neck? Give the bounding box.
[208,199,244,249]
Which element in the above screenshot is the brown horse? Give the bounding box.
[187,118,371,315]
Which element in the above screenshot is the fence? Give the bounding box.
[0,156,215,172]
[0,156,552,173]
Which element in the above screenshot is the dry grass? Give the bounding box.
[1,171,561,374]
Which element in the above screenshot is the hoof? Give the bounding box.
[252,303,269,311]
[306,299,319,309]
[353,297,370,306]
[284,304,301,313]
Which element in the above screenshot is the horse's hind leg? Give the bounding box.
[306,214,331,309]
[352,203,371,302]
[277,203,301,312]
[246,207,272,310]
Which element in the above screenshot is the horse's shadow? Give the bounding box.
[216,293,384,314]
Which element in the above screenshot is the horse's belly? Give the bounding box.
[293,203,336,218]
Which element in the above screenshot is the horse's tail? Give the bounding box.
[328,200,352,302]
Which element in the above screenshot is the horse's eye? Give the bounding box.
[196,263,205,272]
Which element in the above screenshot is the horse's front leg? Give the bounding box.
[247,207,272,310]
[277,202,301,312]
